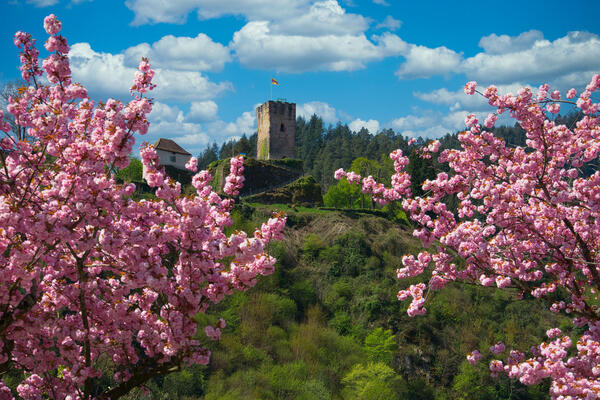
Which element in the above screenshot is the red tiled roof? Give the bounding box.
[153,138,191,155]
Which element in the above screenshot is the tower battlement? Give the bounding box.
[256,100,296,160]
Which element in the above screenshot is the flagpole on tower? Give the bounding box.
[271,77,279,101]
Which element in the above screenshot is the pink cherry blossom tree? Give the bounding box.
[336,75,600,398]
[0,15,285,399]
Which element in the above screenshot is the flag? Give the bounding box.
[271,77,279,86]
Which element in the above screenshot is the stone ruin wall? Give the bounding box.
[256,101,296,160]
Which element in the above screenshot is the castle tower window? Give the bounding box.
[280,123,285,132]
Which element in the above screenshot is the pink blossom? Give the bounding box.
[546,328,562,339]
[489,360,504,377]
[490,342,505,354]
[334,168,346,180]
[43,14,61,35]
[335,74,600,398]
[427,140,440,153]
[464,114,478,128]
[204,326,221,341]
[464,81,477,95]
[467,350,482,365]
[566,88,577,99]
[484,113,497,128]
[546,103,560,114]
[0,15,287,399]
[185,156,198,172]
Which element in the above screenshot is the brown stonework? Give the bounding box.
[256,100,296,160]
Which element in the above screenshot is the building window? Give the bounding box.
[280,123,285,132]
[170,154,176,162]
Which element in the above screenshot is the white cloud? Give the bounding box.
[69,42,232,102]
[387,110,489,139]
[149,102,184,122]
[372,0,389,5]
[154,70,232,102]
[349,118,379,133]
[69,43,139,98]
[145,108,256,155]
[231,21,406,72]
[462,31,600,84]
[270,0,369,36]
[396,44,462,79]
[386,106,515,142]
[123,34,231,72]
[172,133,211,147]
[389,114,437,131]
[478,30,544,55]
[441,111,472,130]
[387,112,454,139]
[125,0,310,25]
[549,70,600,90]
[149,119,203,139]
[188,101,218,122]
[125,0,408,73]
[209,110,256,138]
[297,101,338,124]
[26,0,58,6]
[392,30,600,90]
[414,82,532,112]
[400,125,452,139]
[376,15,401,31]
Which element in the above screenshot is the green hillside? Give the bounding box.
[127,204,569,400]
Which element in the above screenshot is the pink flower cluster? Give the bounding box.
[204,319,226,341]
[130,58,156,95]
[223,155,245,196]
[397,283,427,316]
[334,73,600,399]
[467,349,482,365]
[0,16,286,399]
[185,156,198,172]
[490,342,506,355]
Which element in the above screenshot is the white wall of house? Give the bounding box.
[156,149,190,170]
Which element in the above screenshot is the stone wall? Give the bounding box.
[256,101,296,160]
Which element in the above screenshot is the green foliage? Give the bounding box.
[323,178,361,208]
[197,142,219,171]
[341,362,406,400]
[302,233,326,259]
[161,364,206,397]
[142,206,567,399]
[265,158,303,171]
[244,175,322,206]
[364,328,396,364]
[289,279,317,313]
[116,157,143,182]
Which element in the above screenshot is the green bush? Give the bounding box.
[341,362,407,400]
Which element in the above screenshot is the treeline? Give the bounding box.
[197,112,583,193]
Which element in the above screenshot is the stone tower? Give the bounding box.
[256,100,296,160]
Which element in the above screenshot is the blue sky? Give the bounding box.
[1,0,600,155]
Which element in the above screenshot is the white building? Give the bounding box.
[153,138,191,170]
